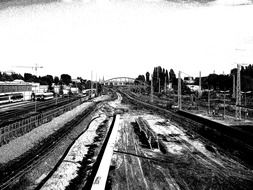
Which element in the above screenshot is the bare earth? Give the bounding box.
[107,101,253,190]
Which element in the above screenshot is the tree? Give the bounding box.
[59,84,64,95]
[1,72,14,81]
[165,69,169,84]
[151,66,171,92]
[60,74,72,85]
[135,75,145,84]
[11,73,24,80]
[24,73,33,82]
[169,69,176,85]
[85,80,92,89]
[75,82,83,92]
[146,72,150,84]
[54,76,60,85]
[241,64,253,91]
[40,75,54,90]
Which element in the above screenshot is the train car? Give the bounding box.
[42,92,54,100]
[34,93,44,101]
[0,94,10,104]
[0,93,24,104]
[34,92,54,101]
[10,93,24,103]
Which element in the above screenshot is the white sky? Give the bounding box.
[0,0,253,80]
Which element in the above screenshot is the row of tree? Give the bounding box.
[135,66,178,92]
[0,71,98,93]
[135,64,253,94]
[195,64,253,91]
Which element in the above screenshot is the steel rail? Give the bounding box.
[0,104,97,190]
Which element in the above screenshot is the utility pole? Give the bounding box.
[221,90,229,119]
[199,71,202,98]
[199,71,201,91]
[96,74,98,97]
[232,74,236,98]
[35,98,37,113]
[235,64,241,120]
[157,68,160,93]
[158,79,160,93]
[164,77,167,94]
[178,71,182,110]
[208,90,211,115]
[151,74,154,103]
[91,71,93,98]
[55,93,58,105]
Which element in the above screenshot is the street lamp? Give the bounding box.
[220,90,230,119]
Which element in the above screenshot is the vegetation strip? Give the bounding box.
[35,115,101,190]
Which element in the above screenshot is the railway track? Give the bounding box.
[120,90,253,168]
[0,103,97,190]
[0,96,81,126]
[29,93,119,190]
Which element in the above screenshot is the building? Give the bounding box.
[0,80,50,101]
[187,85,201,92]
[72,78,81,83]
[0,80,32,100]
[70,87,79,94]
[30,83,49,93]
[184,77,194,84]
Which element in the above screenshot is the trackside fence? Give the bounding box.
[0,98,86,147]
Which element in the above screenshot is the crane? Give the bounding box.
[14,64,43,76]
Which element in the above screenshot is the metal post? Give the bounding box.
[199,71,202,98]
[178,71,182,110]
[223,93,226,119]
[91,71,93,98]
[164,77,167,95]
[245,93,247,119]
[221,90,229,119]
[158,78,160,93]
[151,74,154,103]
[199,71,202,91]
[96,74,98,97]
[208,90,210,115]
[35,98,37,112]
[55,93,58,105]
[236,64,241,120]
[232,74,236,98]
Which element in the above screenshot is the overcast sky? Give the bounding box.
[0,0,253,80]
